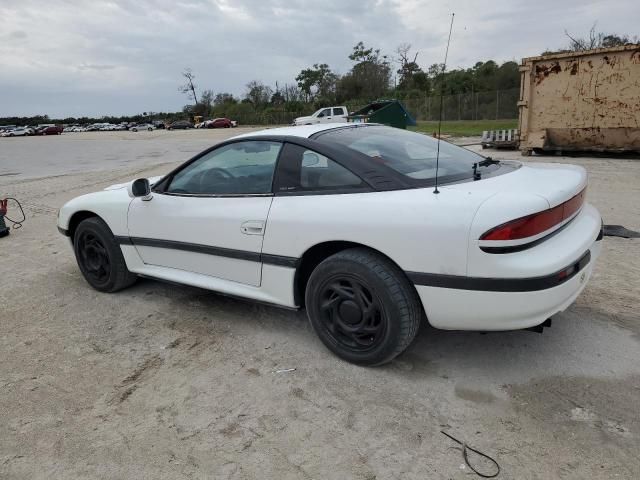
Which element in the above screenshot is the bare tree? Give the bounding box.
[564,23,634,52]
[180,68,199,105]
[396,43,419,70]
[564,24,602,51]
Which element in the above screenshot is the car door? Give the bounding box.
[332,107,346,122]
[316,108,333,124]
[127,140,282,287]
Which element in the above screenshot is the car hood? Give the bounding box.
[294,116,313,124]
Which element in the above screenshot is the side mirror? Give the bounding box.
[128,178,152,200]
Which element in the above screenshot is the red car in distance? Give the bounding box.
[207,118,234,128]
[37,125,64,135]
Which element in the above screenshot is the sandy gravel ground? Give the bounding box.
[1,129,639,479]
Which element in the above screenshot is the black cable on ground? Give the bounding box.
[3,197,26,229]
[441,430,500,478]
[603,224,639,239]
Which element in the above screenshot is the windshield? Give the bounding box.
[315,125,486,184]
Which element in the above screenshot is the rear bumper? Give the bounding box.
[414,235,602,331]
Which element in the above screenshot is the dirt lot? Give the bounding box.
[1,129,639,479]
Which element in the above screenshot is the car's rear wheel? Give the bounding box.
[73,217,137,293]
[305,248,421,366]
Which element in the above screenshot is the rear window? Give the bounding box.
[315,126,485,184]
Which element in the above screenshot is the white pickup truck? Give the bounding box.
[292,106,348,126]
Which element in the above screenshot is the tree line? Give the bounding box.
[181,41,521,122]
[2,26,634,126]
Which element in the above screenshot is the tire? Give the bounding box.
[148,127,152,131]
[131,128,137,132]
[305,248,422,366]
[73,217,137,293]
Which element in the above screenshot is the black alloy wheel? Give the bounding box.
[317,275,386,353]
[73,217,137,292]
[77,230,111,286]
[305,248,422,366]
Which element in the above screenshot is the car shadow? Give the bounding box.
[125,277,637,382]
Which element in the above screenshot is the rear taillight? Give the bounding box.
[480,188,586,241]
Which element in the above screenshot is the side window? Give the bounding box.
[333,107,345,116]
[167,141,281,195]
[276,144,366,193]
[318,108,332,118]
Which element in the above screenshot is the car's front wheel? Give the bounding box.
[73,217,137,292]
[305,248,422,366]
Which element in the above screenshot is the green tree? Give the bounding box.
[338,41,391,102]
[244,80,273,109]
[214,93,237,106]
[296,63,338,102]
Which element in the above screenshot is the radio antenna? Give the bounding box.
[433,12,455,194]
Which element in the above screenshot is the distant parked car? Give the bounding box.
[130,124,155,132]
[206,118,234,129]
[293,106,349,126]
[167,120,194,130]
[1,127,29,137]
[37,126,63,135]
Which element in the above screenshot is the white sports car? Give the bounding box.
[57,123,603,365]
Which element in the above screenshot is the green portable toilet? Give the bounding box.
[347,99,416,129]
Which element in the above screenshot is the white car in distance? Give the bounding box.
[57,123,603,366]
[1,127,29,137]
[293,106,348,126]
[130,124,155,132]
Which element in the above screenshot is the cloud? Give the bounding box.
[77,63,117,71]
[0,0,637,117]
[9,30,28,39]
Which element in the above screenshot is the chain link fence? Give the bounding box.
[400,88,520,121]
[225,88,519,125]
[232,111,299,126]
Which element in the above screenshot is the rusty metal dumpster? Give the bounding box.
[518,45,640,155]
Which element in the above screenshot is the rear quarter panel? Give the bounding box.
[264,188,492,277]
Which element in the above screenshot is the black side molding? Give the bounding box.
[116,236,298,268]
[407,250,590,292]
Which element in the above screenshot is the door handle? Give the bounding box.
[241,221,265,235]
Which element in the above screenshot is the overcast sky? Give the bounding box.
[0,0,636,117]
